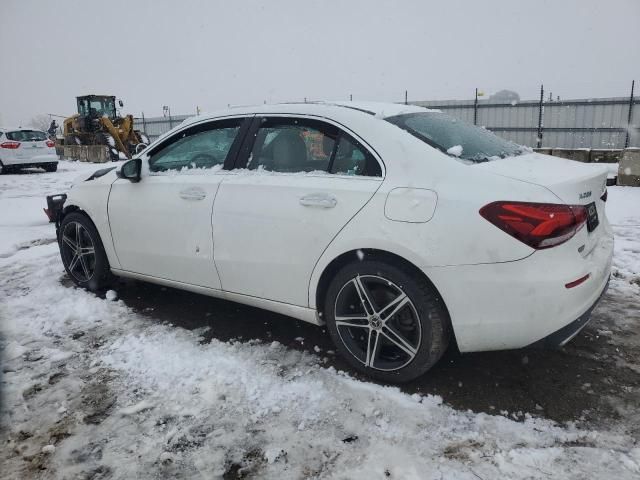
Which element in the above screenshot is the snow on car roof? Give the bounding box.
[320,100,440,118]
[180,101,440,128]
[2,126,45,132]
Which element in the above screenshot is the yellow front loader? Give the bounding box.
[61,95,149,163]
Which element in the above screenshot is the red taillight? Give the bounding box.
[1,141,20,149]
[46,140,55,148]
[480,201,588,249]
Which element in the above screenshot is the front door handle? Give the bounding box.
[179,187,207,201]
[299,193,337,208]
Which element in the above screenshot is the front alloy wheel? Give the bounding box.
[60,221,96,282]
[59,212,111,290]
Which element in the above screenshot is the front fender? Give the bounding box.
[64,181,120,269]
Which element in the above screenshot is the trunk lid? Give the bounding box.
[5,130,48,160]
[17,140,46,159]
[476,152,608,206]
[476,152,609,257]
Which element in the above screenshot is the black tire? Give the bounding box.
[43,163,58,172]
[324,259,450,383]
[59,212,111,291]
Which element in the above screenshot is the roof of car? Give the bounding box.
[2,126,45,131]
[181,101,439,128]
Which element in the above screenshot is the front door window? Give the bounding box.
[149,123,242,172]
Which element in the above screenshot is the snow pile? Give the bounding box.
[2,250,638,478]
[447,145,463,157]
[0,161,639,478]
[0,161,99,258]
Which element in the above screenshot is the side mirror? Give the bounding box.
[117,158,141,183]
[118,99,124,108]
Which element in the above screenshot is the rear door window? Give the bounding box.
[246,119,336,173]
[6,130,47,141]
[243,117,382,177]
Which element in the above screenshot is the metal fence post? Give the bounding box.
[404,90,408,105]
[474,88,478,125]
[624,80,635,148]
[141,112,147,135]
[536,84,544,148]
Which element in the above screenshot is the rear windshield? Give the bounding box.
[385,112,526,163]
[6,130,47,141]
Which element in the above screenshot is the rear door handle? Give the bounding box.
[179,187,207,201]
[299,193,337,208]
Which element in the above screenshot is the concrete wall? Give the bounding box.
[618,149,640,187]
[63,145,110,163]
[534,148,640,187]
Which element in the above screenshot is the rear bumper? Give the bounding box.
[425,224,614,353]
[528,276,609,348]
[2,154,58,166]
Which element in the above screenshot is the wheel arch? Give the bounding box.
[60,205,100,239]
[313,248,456,347]
[61,203,81,219]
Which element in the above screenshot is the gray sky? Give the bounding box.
[1,0,638,126]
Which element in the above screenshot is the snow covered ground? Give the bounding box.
[1,161,639,479]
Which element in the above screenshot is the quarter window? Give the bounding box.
[149,123,241,172]
[330,136,381,177]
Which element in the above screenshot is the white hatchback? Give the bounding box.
[47,102,613,382]
[0,128,58,173]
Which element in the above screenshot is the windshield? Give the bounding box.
[6,130,47,141]
[78,97,116,118]
[385,112,526,163]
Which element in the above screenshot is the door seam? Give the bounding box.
[211,175,228,290]
[306,178,385,307]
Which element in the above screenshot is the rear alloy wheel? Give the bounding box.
[325,260,450,383]
[59,212,111,290]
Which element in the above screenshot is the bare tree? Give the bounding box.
[29,114,52,131]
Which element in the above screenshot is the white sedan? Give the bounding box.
[47,102,613,382]
[0,127,58,173]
